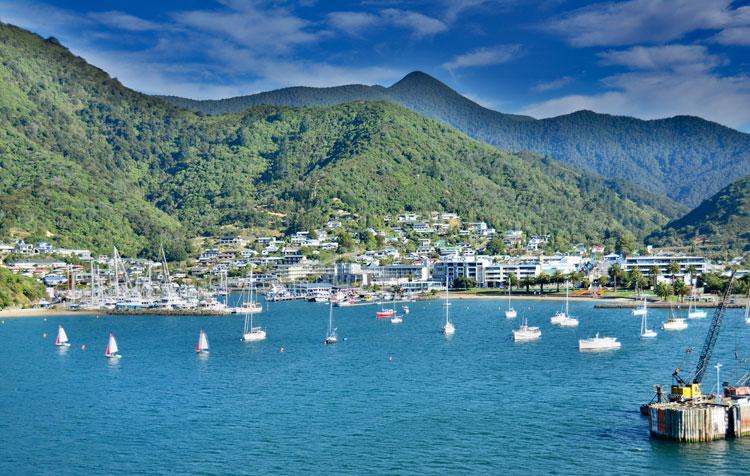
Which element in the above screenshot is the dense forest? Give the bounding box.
[649,175,750,252]
[165,72,750,208]
[0,23,684,257]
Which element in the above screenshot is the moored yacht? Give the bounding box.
[579,333,621,351]
[442,276,455,336]
[512,318,541,342]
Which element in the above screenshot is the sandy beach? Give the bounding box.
[0,308,97,319]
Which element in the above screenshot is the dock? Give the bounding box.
[648,397,750,442]
[595,302,744,309]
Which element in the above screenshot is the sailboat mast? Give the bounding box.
[565,282,570,316]
[445,275,449,325]
[328,299,334,335]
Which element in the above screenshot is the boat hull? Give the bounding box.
[243,330,267,342]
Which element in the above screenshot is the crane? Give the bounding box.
[670,270,736,401]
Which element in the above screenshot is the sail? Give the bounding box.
[197,330,209,351]
[106,334,118,356]
[57,325,68,344]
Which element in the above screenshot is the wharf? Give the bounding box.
[648,398,750,442]
[595,302,744,309]
[104,308,231,316]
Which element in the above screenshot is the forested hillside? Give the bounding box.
[0,23,682,257]
[164,72,750,207]
[649,175,750,252]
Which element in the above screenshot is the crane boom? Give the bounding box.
[691,270,736,385]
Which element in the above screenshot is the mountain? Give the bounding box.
[163,72,750,208]
[0,23,682,257]
[649,175,750,252]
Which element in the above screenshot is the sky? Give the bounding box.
[1,0,749,130]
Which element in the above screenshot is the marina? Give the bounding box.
[4,297,750,473]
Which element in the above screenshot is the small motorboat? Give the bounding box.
[391,315,403,324]
[662,318,688,331]
[512,319,541,342]
[579,333,621,351]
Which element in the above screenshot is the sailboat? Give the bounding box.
[443,276,455,336]
[632,297,647,316]
[551,282,578,327]
[639,300,657,339]
[196,329,209,353]
[391,313,403,324]
[744,287,750,325]
[325,299,338,344]
[242,269,266,342]
[55,325,70,347]
[105,333,121,359]
[687,290,707,319]
[505,282,517,319]
[376,300,395,319]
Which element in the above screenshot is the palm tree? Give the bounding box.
[667,260,681,283]
[553,270,564,292]
[538,272,551,294]
[508,273,519,293]
[686,265,698,286]
[655,282,674,302]
[649,266,661,289]
[520,277,532,293]
[609,263,625,291]
[673,279,689,303]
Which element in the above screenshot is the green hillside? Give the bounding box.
[0,23,681,256]
[0,267,45,308]
[164,72,750,208]
[649,176,750,252]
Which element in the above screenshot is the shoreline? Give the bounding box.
[449,292,623,303]
[0,308,98,318]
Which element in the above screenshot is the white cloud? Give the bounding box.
[599,45,725,73]
[521,44,750,130]
[86,11,160,32]
[532,76,573,92]
[545,0,734,46]
[442,44,522,71]
[326,8,447,38]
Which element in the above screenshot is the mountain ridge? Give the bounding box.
[0,22,683,256]
[161,72,750,208]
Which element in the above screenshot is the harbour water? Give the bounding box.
[2,298,750,474]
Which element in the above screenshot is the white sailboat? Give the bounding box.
[687,291,707,319]
[505,282,517,319]
[391,314,403,324]
[55,325,70,347]
[632,297,647,316]
[402,305,410,314]
[551,282,578,326]
[196,329,209,353]
[443,276,455,336]
[105,333,121,359]
[325,299,338,345]
[639,300,657,339]
[512,317,541,342]
[242,268,266,342]
[744,288,750,325]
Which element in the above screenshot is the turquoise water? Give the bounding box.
[2,298,750,474]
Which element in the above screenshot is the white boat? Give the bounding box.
[687,295,707,319]
[632,298,647,317]
[55,325,70,347]
[242,268,266,342]
[579,333,621,351]
[105,333,121,359]
[551,282,578,326]
[195,329,209,353]
[639,301,657,340]
[662,318,688,331]
[443,276,455,336]
[376,301,396,318]
[402,305,410,314]
[391,315,403,324]
[324,299,338,345]
[512,318,541,342]
[505,284,517,319]
[745,290,750,325]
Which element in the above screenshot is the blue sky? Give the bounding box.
[1,0,749,130]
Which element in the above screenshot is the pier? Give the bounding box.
[648,398,750,442]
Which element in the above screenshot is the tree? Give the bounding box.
[667,260,681,282]
[655,282,674,301]
[453,276,478,290]
[609,263,625,291]
[508,273,519,292]
[336,231,354,251]
[537,272,551,294]
[552,270,564,292]
[520,277,532,293]
[485,238,505,256]
[628,268,647,294]
[598,275,609,288]
[649,266,661,288]
[616,233,637,258]
[686,264,699,286]
[673,279,689,302]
